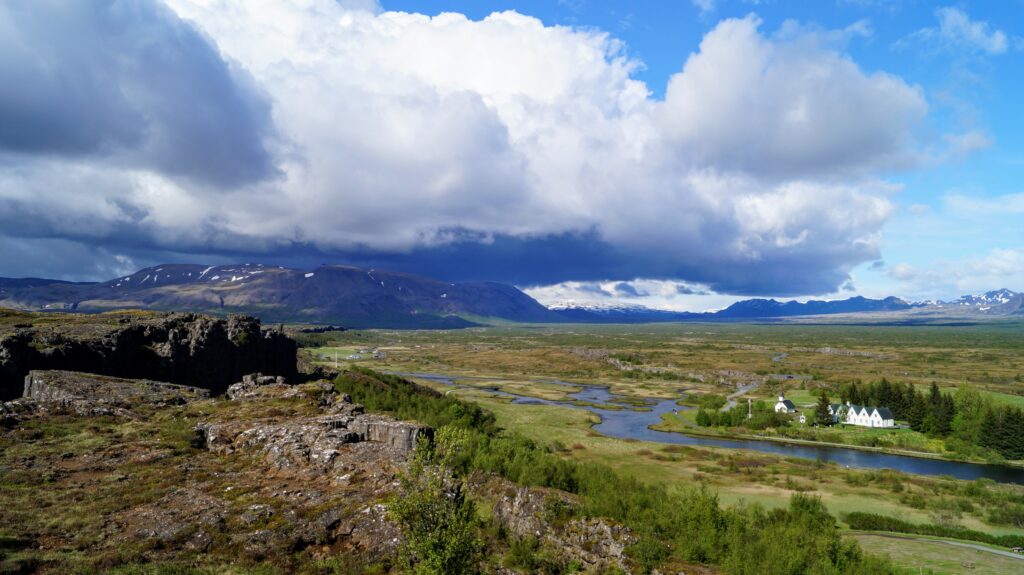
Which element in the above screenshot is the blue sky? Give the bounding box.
[0,0,1021,310]
[386,0,1024,305]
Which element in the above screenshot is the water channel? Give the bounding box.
[395,372,1024,485]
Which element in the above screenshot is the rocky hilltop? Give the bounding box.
[0,364,637,574]
[0,369,430,570]
[0,309,297,400]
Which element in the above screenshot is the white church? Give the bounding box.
[774,395,797,413]
[774,395,895,428]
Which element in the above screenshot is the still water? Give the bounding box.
[398,372,1024,485]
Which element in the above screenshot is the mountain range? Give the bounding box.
[552,295,918,323]
[0,264,557,328]
[0,264,1021,327]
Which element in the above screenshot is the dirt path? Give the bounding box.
[721,382,759,412]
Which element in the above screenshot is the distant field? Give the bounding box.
[299,320,1024,563]
[297,320,1024,398]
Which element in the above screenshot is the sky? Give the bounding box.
[0,0,1022,311]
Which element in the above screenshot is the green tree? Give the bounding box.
[696,408,712,427]
[847,383,862,406]
[908,391,927,431]
[951,387,983,439]
[389,431,483,575]
[815,389,834,427]
[935,394,955,436]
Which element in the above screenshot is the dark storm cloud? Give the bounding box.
[578,283,613,297]
[675,283,709,295]
[169,232,860,297]
[612,282,644,297]
[0,227,860,296]
[0,0,276,186]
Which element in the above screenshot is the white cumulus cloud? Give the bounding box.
[0,1,952,295]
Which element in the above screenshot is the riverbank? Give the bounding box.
[396,369,1024,482]
[652,411,1024,469]
[467,394,1024,538]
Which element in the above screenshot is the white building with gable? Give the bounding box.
[828,402,895,428]
[774,395,797,414]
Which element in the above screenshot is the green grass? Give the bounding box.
[459,393,1024,541]
[976,389,1024,409]
[852,533,1024,575]
[779,388,825,407]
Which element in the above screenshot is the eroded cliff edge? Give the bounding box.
[0,310,296,400]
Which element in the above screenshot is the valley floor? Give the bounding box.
[300,321,1024,572]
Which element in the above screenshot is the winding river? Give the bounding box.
[396,372,1024,485]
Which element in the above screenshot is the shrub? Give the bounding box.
[346,368,905,574]
[844,511,1024,548]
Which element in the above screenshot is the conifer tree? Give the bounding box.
[1003,407,1024,459]
[935,394,955,436]
[848,383,861,406]
[696,409,712,427]
[877,378,892,408]
[815,389,833,427]
[908,390,927,431]
[902,385,917,421]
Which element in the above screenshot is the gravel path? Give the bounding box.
[721,382,759,412]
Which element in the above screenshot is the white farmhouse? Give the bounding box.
[828,402,895,428]
[774,395,797,414]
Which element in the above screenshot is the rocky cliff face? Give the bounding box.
[0,312,297,400]
[21,370,210,417]
[199,377,432,470]
[470,475,636,573]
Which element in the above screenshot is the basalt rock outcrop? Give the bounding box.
[199,377,432,471]
[471,475,636,573]
[2,369,431,571]
[0,396,36,426]
[0,311,297,400]
[21,370,209,417]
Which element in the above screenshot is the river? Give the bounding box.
[396,372,1024,485]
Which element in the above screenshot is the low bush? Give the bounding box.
[844,511,1024,548]
[343,368,908,574]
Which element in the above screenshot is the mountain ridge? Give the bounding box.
[551,290,1024,322]
[0,264,560,328]
[1,265,1021,326]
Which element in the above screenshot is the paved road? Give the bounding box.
[856,532,1024,561]
[721,382,759,412]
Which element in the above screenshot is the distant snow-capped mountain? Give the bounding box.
[0,264,561,328]
[549,295,916,323]
[552,291,1024,323]
[550,301,699,323]
[547,301,653,312]
[923,289,1024,315]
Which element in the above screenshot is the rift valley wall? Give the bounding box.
[0,312,297,400]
